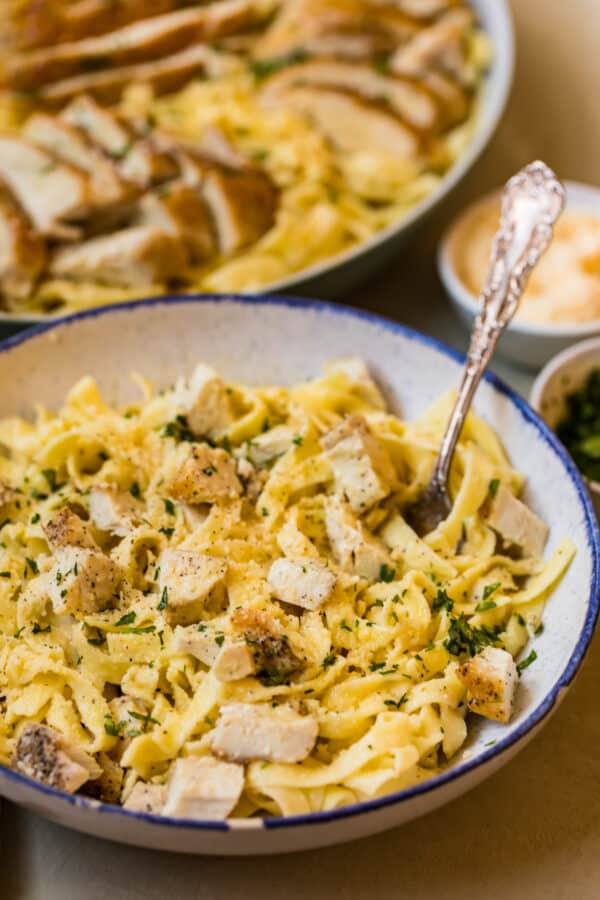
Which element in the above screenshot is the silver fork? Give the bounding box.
[405,160,566,536]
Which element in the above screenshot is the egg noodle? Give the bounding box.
[0,361,573,817]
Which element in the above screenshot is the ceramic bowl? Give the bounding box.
[531,336,600,517]
[0,294,598,855]
[438,181,600,370]
[0,0,514,333]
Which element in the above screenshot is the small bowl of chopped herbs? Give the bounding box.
[531,336,600,515]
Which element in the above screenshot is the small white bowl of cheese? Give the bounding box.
[438,180,600,369]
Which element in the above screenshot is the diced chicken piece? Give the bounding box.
[266,86,420,160]
[243,425,295,466]
[47,547,122,617]
[457,646,518,724]
[201,168,277,254]
[23,113,135,209]
[322,414,397,512]
[159,549,227,625]
[268,557,336,611]
[163,755,244,820]
[235,457,268,501]
[13,723,101,792]
[50,226,188,288]
[231,607,303,684]
[0,179,46,304]
[6,0,264,90]
[139,183,215,264]
[325,496,391,580]
[486,486,548,559]
[420,70,469,128]
[391,7,476,86]
[88,486,143,538]
[39,44,243,107]
[0,137,91,239]
[85,751,124,804]
[171,364,233,438]
[61,95,178,188]
[124,781,167,814]
[213,641,255,682]
[168,444,242,506]
[261,60,441,133]
[173,624,222,666]
[324,357,386,410]
[43,507,98,550]
[212,702,318,763]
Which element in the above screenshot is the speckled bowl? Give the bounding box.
[0,294,597,855]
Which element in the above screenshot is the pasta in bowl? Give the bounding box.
[0,295,596,854]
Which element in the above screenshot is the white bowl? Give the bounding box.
[0,0,514,332]
[0,294,598,855]
[438,180,600,370]
[531,336,600,516]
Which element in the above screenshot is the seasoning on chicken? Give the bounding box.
[457,646,518,724]
[167,444,242,505]
[322,414,398,512]
[43,506,98,550]
[47,547,122,617]
[13,723,101,792]
[268,557,336,611]
[159,549,227,625]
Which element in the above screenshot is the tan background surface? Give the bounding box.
[2,1,600,896]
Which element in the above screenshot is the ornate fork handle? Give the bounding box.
[431,161,566,494]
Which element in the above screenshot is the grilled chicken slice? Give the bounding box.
[23,113,136,211]
[264,86,421,159]
[0,137,91,239]
[13,723,101,793]
[39,44,242,107]
[50,225,188,288]
[202,168,277,254]
[253,0,418,61]
[260,59,441,133]
[0,179,46,305]
[139,183,216,264]
[391,7,476,87]
[5,0,264,91]
[2,0,189,52]
[61,95,178,188]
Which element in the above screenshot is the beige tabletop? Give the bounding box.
[3,1,600,897]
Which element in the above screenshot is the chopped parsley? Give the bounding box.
[250,50,310,80]
[482,582,501,601]
[369,662,386,672]
[432,588,453,613]
[292,435,303,446]
[0,571,10,578]
[322,652,337,669]
[104,716,126,737]
[159,527,174,538]
[163,498,176,516]
[379,564,396,583]
[130,481,141,499]
[120,625,156,635]
[128,709,159,731]
[115,611,136,627]
[41,468,60,492]
[157,587,169,611]
[444,614,498,658]
[25,557,38,575]
[517,649,538,675]
[161,415,195,442]
[215,633,225,647]
[32,623,51,634]
[475,599,497,612]
[384,694,407,710]
[488,478,500,498]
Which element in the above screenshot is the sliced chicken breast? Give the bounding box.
[260,59,441,133]
[5,0,264,91]
[391,7,475,86]
[39,44,242,107]
[23,113,136,209]
[0,137,92,239]
[163,756,244,820]
[264,85,421,159]
[50,225,188,288]
[0,179,47,305]
[202,168,277,254]
[139,183,216,264]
